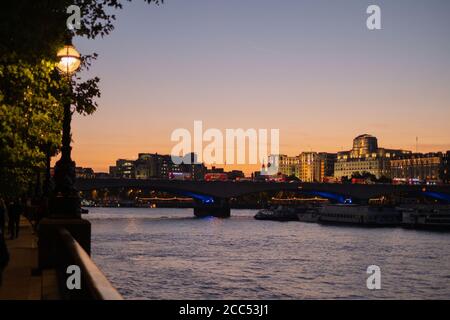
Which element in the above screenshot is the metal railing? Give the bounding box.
[57,228,123,300]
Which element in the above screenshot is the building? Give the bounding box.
[188,153,207,179]
[111,153,206,180]
[443,151,450,184]
[207,166,225,174]
[75,167,95,179]
[390,152,445,183]
[296,152,337,182]
[109,159,135,179]
[155,153,206,180]
[94,172,111,179]
[267,152,336,182]
[319,152,337,182]
[334,134,408,180]
[176,153,207,180]
[350,134,378,158]
[135,153,160,179]
[274,154,300,177]
[205,167,245,181]
[263,154,281,176]
[297,152,317,182]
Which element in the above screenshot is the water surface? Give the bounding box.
[87,207,450,299]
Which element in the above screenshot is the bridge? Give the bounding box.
[75,178,450,217]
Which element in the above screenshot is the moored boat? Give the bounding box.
[254,206,305,221]
[400,207,450,231]
[317,204,401,227]
[296,208,320,223]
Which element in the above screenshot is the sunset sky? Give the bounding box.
[69,0,450,174]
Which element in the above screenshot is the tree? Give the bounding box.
[0,0,162,197]
[341,176,351,184]
[0,56,64,196]
[0,1,163,59]
[350,171,392,184]
[377,176,392,184]
[351,171,377,182]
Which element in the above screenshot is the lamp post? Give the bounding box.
[38,42,91,269]
[51,44,81,217]
[56,45,81,76]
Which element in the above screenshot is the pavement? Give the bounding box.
[0,217,42,300]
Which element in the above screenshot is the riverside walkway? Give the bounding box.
[0,217,59,300]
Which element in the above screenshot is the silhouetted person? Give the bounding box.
[8,200,22,240]
[0,198,7,236]
[0,229,9,287]
[7,201,14,239]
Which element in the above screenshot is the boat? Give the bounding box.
[254,206,305,221]
[399,206,450,230]
[317,204,401,227]
[297,208,320,223]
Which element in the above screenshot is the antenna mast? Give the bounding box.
[416,136,418,153]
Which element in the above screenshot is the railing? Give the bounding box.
[56,228,123,300]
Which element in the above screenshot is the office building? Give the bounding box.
[390,152,445,183]
[109,159,135,179]
[334,134,408,179]
[111,153,206,180]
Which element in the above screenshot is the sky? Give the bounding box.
[69,0,450,174]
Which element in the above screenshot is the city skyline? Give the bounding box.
[71,132,450,176]
[77,132,450,184]
[67,0,450,174]
[2,0,450,303]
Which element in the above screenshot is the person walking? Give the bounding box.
[8,199,22,240]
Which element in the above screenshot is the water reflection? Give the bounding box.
[87,207,450,299]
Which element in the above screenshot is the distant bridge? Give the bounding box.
[75,178,450,217]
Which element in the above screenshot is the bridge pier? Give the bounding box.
[193,197,230,218]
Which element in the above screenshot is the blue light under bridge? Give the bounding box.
[175,191,215,204]
[422,191,450,203]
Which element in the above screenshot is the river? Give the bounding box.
[86,207,450,299]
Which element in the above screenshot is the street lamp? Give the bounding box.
[51,43,82,218]
[56,45,81,75]
[38,41,91,270]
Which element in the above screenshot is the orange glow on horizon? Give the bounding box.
[57,127,450,176]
